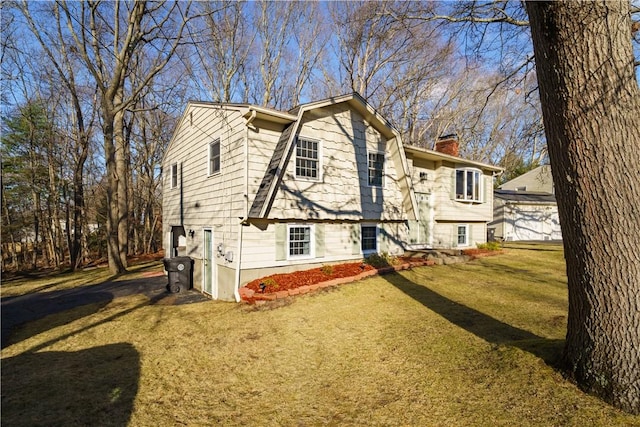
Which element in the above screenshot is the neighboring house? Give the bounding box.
[498,165,554,193]
[162,93,502,301]
[490,165,562,241]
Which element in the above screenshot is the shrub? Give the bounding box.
[364,252,398,268]
[477,241,502,251]
[320,265,334,275]
[260,278,279,291]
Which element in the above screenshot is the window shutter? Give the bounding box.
[351,224,361,255]
[469,224,474,246]
[315,224,325,258]
[379,224,388,253]
[408,220,419,244]
[453,225,459,248]
[450,170,457,200]
[481,175,486,203]
[275,224,287,261]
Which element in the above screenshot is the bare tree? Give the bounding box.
[187,1,253,102]
[56,0,192,274]
[19,1,101,270]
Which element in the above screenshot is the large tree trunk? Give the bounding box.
[103,106,126,275]
[526,1,640,414]
[114,88,129,269]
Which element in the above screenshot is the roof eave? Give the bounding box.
[404,145,503,172]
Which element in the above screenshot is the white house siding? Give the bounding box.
[162,104,247,298]
[432,222,487,248]
[405,155,495,248]
[268,105,406,221]
[432,162,494,222]
[246,118,290,208]
[237,220,407,285]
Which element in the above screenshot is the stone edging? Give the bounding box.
[239,250,503,305]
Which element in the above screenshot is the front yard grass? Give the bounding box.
[2,243,639,426]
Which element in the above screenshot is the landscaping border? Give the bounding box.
[238,249,503,304]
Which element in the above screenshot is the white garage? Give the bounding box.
[489,190,562,241]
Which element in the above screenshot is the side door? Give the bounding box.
[203,229,216,297]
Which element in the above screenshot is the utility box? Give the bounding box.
[163,256,193,293]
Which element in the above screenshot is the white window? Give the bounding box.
[288,225,314,258]
[368,152,384,187]
[455,168,482,202]
[457,224,469,246]
[209,139,220,175]
[171,163,178,188]
[295,138,320,180]
[361,225,378,253]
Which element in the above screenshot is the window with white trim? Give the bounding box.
[171,163,178,188]
[288,225,314,258]
[295,138,319,180]
[457,224,469,246]
[361,225,378,253]
[455,168,482,202]
[368,152,384,187]
[209,139,220,175]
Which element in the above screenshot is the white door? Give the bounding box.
[411,193,433,246]
[203,229,216,298]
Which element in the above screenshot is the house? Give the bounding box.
[498,165,554,193]
[162,93,502,301]
[489,165,562,241]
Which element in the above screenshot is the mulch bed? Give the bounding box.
[244,262,375,293]
[239,250,503,304]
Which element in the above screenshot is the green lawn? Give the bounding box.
[2,244,639,426]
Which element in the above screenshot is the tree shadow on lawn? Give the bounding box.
[382,272,565,368]
[1,275,170,349]
[1,343,140,427]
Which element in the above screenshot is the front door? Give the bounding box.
[203,229,216,298]
[411,193,433,246]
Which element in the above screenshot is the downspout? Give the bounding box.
[234,222,244,302]
[179,162,184,226]
[234,110,255,302]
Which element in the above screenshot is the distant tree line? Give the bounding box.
[1,1,545,272]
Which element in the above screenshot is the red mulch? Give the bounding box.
[245,262,375,293]
[244,249,502,296]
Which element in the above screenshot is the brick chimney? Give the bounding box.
[435,134,459,157]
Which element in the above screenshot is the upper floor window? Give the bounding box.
[368,152,384,187]
[171,163,178,188]
[209,139,220,175]
[295,138,319,180]
[455,168,482,202]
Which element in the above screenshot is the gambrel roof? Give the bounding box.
[248,93,418,220]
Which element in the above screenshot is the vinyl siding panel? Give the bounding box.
[247,119,289,212]
[162,105,247,284]
[268,105,406,221]
[238,221,405,278]
[432,163,494,222]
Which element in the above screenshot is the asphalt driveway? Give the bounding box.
[1,274,209,348]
